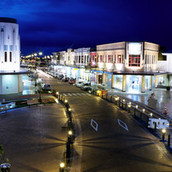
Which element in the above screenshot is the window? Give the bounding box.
[100,55,102,62]
[79,56,80,63]
[108,55,113,63]
[10,52,12,62]
[113,55,116,63]
[10,45,13,51]
[4,45,8,51]
[117,55,122,63]
[129,55,140,67]
[5,52,7,62]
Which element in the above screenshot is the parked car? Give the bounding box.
[57,74,64,80]
[62,77,69,82]
[75,80,84,87]
[88,85,107,96]
[42,84,51,91]
[81,82,91,91]
[68,78,76,85]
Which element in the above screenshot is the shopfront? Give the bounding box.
[126,75,142,93]
[112,75,123,90]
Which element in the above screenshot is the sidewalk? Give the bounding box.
[108,88,172,119]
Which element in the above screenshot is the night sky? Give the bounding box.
[0,0,171,55]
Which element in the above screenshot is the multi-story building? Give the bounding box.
[65,48,75,66]
[157,52,172,87]
[0,17,29,94]
[90,48,97,67]
[74,48,91,66]
[96,42,159,72]
[91,41,160,93]
[52,52,60,65]
[0,17,20,71]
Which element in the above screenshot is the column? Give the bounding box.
[141,75,145,93]
[150,76,152,90]
[122,75,126,92]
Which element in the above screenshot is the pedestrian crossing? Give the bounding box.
[61,92,92,97]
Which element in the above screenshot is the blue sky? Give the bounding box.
[0,0,171,55]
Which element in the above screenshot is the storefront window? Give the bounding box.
[113,75,122,90]
[126,75,142,93]
[145,76,151,91]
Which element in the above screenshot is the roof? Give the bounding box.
[0,17,17,24]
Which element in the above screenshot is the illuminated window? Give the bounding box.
[129,55,140,67]
[117,55,122,63]
[108,55,113,63]
[10,52,12,62]
[5,52,7,62]
[99,55,102,62]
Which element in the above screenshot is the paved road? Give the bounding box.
[0,103,67,172]
[39,71,172,172]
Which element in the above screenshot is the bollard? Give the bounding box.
[128,104,131,113]
[162,129,166,142]
[154,122,157,132]
[168,134,171,147]
[66,142,71,165]
[59,162,65,172]
[164,107,167,115]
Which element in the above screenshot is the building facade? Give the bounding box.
[74,48,91,66]
[0,17,20,71]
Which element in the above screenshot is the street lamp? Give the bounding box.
[162,129,166,141]
[59,162,65,172]
[39,52,43,56]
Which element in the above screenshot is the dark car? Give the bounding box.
[57,74,64,80]
[68,78,76,84]
[42,84,51,91]
[62,77,69,82]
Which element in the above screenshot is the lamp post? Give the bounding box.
[59,162,65,172]
[162,129,166,141]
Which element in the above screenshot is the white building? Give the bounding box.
[74,48,91,66]
[0,17,26,95]
[0,17,20,71]
[157,53,172,73]
[65,49,75,66]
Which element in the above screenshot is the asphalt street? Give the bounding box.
[0,103,67,172]
[38,71,172,172]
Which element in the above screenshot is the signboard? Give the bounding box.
[129,43,142,55]
[148,118,169,129]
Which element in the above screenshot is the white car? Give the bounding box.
[75,80,84,87]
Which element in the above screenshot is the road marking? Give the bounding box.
[81,93,86,96]
[72,93,77,96]
[76,93,81,96]
[63,93,67,96]
[117,119,128,131]
[86,93,91,96]
[68,93,72,96]
[90,119,98,132]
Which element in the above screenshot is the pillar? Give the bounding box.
[150,76,152,90]
[122,75,126,92]
[141,75,145,93]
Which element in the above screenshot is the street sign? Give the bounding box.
[148,118,169,129]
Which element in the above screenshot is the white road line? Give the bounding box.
[86,93,91,96]
[63,93,67,96]
[72,93,77,96]
[117,119,128,131]
[90,119,98,132]
[81,93,86,96]
[68,93,72,96]
[76,93,81,96]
